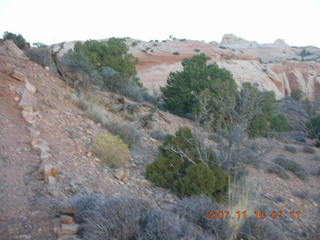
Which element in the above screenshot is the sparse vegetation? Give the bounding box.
[306,114,320,146]
[291,89,304,102]
[174,195,229,239]
[32,42,47,48]
[303,145,316,154]
[194,49,200,52]
[102,120,141,149]
[239,217,283,240]
[273,156,308,181]
[284,145,297,154]
[172,51,180,55]
[2,31,30,50]
[71,194,221,240]
[267,163,290,180]
[150,130,166,141]
[62,42,153,102]
[92,133,130,168]
[25,47,52,67]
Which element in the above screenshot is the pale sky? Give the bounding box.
[0,0,319,47]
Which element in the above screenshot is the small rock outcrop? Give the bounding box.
[220,33,259,48]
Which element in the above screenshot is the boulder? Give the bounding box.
[25,80,36,94]
[19,90,37,108]
[10,69,25,81]
[114,169,128,182]
[59,224,79,235]
[60,215,75,225]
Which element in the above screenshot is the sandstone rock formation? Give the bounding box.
[46,34,320,101]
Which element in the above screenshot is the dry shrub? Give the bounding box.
[273,156,308,181]
[92,133,130,168]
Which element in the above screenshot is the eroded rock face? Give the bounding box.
[220,33,259,48]
[21,34,320,101]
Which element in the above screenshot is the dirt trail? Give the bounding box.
[0,77,55,240]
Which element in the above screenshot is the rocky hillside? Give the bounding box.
[49,34,320,101]
[1,39,320,239]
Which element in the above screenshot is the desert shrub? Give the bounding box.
[274,195,285,203]
[266,163,290,180]
[269,113,289,132]
[92,133,130,168]
[72,38,138,77]
[102,120,141,149]
[241,83,282,138]
[71,195,213,240]
[273,156,308,181]
[291,190,308,199]
[314,155,320,161]
[32,42,47,48]
[84,104,107,124]
[172,51,180,55]
[25,47,52,67]
[174,195,229,239]
[284,145,297,154]
[278,97,309,131]
[2,31,30,50]
[150,130,166,141]
[194,49,200,52]
[95,67,144,102]
[238,217,283,240]
[62,50,147,102]
[174,163,228,200]
[145,127,228,200]
[131,41,138,47]
[291,89,304,101]
[73,196,150,240]
[161,54,237,121]
[303,146,316,154]
[306,114,320,142]
[137,210,205,240]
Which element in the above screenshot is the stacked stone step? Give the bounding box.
[54,206,80,240]
[14,69,58,193]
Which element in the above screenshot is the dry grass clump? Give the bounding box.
[102,120,141,149]
[92,133,130,168]
[273,156,308,181]
[284,145,297,154]
[266,163,290,180]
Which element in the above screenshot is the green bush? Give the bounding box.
[172,51,180,55]
[174,163,228,200]
[3,31,30,50]
[161,54,237,121]
[269,113,289,132]
[62,47,148,102]
[145,127,228,200]
[92,133,130,168]
[306,114,320,142]
[291,89,304,101]
[241,83,282,137]
[73,38,138,77]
